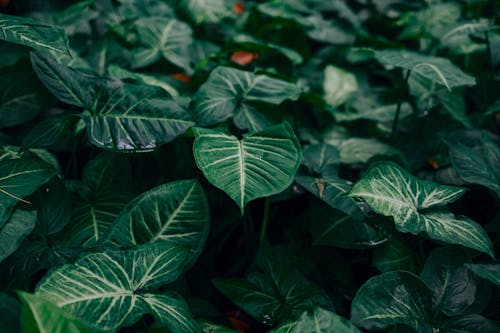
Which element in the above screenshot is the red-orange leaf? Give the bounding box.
[230,51,259,66]
[233,3,245,14]
[426,159,440,170]
[169,73,191,83]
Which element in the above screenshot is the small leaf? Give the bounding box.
[375,50,476,90]
[19,292,89,333]
[0,13,69,54]
[230,51,259,66]
[194,66,301,126]
[350,162,493,256]
[465,264,500,286]
[351,271,433,332]
[336,138,402,164]
[323,65,358,108]
[0,210,36,263]
[271,307,361,333]
[193,123,302,213]
[180,0,232,24]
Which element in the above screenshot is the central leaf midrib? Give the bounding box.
[238,140,246,210]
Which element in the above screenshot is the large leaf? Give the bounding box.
[295,143,364,220]
[349,162,493,257]
[105,179,209,256]
[271,307,361,333]
[193,123,302,213]
[373,235,418,273]
[36,245,200,332]
[465,264,500,286]
[441,314,500,333]
[448,135,500,198]
[0,156,57,225]
[0,210,36,263]
[194,66,301,127]
[351,271,433,332]
[375,50,475,91]
[0,293,21,333]
[19,292,89,333]
[0,13,69,54]
[421,247,476,316]
[131,17,193,71]
[31,52,195,152]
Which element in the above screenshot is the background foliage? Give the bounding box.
[0,0,499,332]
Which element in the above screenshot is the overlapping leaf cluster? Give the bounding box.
[0,0,499,332]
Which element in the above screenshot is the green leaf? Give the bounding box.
[350,162,493,257]
[0,293,21,333]
[0,13,69,54]
[0,156,57,225]
[131,17,193,71]
[373,235,418,273]
[295,143,364,220]
[194,66,301,127]
[465,264,500,286]
[180,0,232,25]
[233,34,303,65]
[19,292,89,333]
[335,138,402,164]
[193,123,302,213]
[323,65,358,108]
[199,320,240,333]
[271,307,361,333]
[448,135,500,198]
[375,50,476,91]
[421,247,476,316]
[36,245,201,332]
[21,115,78,150]
[334,103,413,124]
[0,210,36,263]
[105,179,209,256]
[351,271,433,332]
[441,314,500,333]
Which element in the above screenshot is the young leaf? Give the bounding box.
[19,292,89,333]
[0,210,36,263]
[351,271,433,332]
[0,156,57,225]
[448,135,500,198]
[421,247,476,316]
[465,264,500,286]
[180,0,232,24]
[131,17,193,71]
[271,307,361,333]
[105,180,209,255]
[295,143,365,220]
[375,50,475,91]
[194,66,301,127]
[193,123,302,213]
[323,65,358,108]
[349,162,493,257]
[36,245,201,332]
[0,13,69,54]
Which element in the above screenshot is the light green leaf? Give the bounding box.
[448,135,500,198]
[0,210,36,263]
[295,143,364,220]
[421,247,476,316]
[194,66,301,126]
[465,264,500,286]
[351,271,433,332]
[36,245,200,332]
[0,157,57,225]
[375,50,476,91]
[336,138,402,164]
[199,320,239,333]
[0,13,69,54]
[334,103,413,124]
[131,17,193,71]
[193,123,302,213]
[350,162,493,256]
[323,65,358,108]
[105,180,209,257]
[271,307,361,333]
[180,0,232,24]
[19,292,89,333]
[440,21,493,41]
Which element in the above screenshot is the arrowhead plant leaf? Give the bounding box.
[193,122,302,213]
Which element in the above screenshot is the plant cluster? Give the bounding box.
[0,0,499,332]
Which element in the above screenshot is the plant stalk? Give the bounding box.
[390,70,412,140]
[259,197,271,247]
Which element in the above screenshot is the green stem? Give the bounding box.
[390,70,411,140]
[485,31,493,72]
[259,197,270,247]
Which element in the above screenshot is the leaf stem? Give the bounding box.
[259,197,270,247]
[390,70,411,140]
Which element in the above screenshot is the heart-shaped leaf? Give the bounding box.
[36,245,200,332]
[194,66,301,127]
[375,50,475,91]
[180,0,232,24]
[193,122,302,213]
[0,13,69,54]
[351,271,433,332]
[350,162,493,257]
[105,179,209,257]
